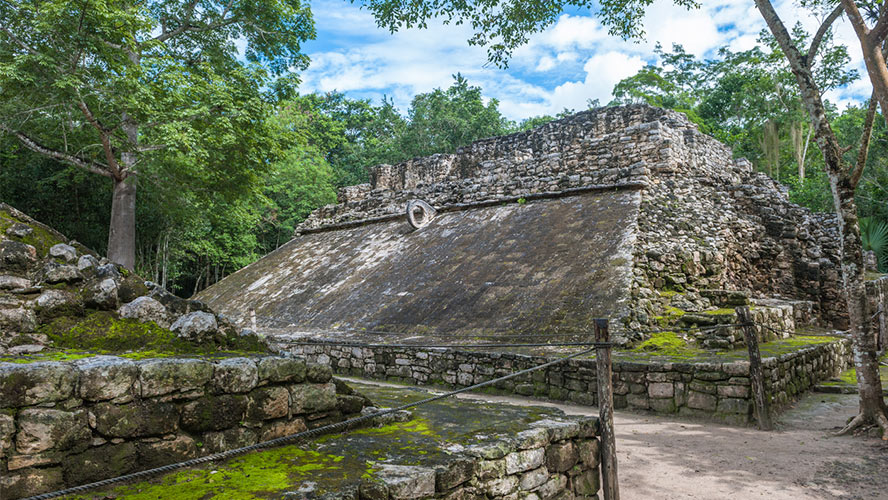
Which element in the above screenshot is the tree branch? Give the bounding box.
[152,0,200,43]
[851,93,878,189]
[870,0,888,42]
[0,25,39,56]
[0,123,112,178]
[807,5,844,68]
[77,100,120,176]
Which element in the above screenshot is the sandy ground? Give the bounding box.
[343,378,888,499]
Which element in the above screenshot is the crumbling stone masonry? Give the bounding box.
[281,337,852,425]
[199,104,867,344]
[0,355,371,500]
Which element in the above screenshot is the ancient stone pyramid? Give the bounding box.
[198,105,845,343]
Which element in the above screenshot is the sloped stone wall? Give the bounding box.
[0,355,370,499]
[279,336,851,426]
[280,104,848,341]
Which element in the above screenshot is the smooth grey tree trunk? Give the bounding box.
[108,174,137,270]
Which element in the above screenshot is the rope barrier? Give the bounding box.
[23,346,600,500]
[289,340,612,349]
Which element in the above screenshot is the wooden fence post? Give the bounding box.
[594,318,620,500]
[736,306,774,431]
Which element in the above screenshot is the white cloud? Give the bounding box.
[298,0,872,121]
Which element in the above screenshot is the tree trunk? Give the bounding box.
[108,175,137,270]
[756,0,888,437]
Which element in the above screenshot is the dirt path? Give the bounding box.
[343,378,888,499]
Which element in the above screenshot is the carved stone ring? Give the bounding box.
[406,199,437,229]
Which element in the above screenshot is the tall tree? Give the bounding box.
[754,0,888,437]
[0,0,314,268]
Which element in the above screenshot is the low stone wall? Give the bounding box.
[279,336,852,426]
[0,355,370,499]
[365,418,602,500]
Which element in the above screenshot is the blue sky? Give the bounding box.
[297,0,872,121]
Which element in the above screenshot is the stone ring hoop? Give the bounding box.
[406,199,437,229]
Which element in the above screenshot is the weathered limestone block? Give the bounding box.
[307,363,333,383]
[92,401,179,438]
[687,391,718,411]
[212,357,259,393]
[484,475,519,496]
[572,469,600,496]
[202,427,258,454]
[0,240,37,272]
[648,382,674,398]
[717,384,749,398]
[62,442,137,485]
[0,412,14,458]
[515,427,550,450]
[716,398,751,415]
[42,262,83,284]
[139,358,213,397]
[0,307,37,333]
[77,254,99,271]
[258,356,307,383]
[289,382,337,414]
[49,243,77,262]
[0,467,63,499]
[545,442,579,473]
[0,275,30,290]
[170,311,218,342]
[0,362,76,407]
[16,408,90,454]
[137,435,198,469]
[118,296,171,328]
[537,474,568,500]
[5,223,32,238]
[533,419,580,442]
[247,386,289,420]
[85,278,119,310]
[505,447,545,474]
[377,465,437,500]
[577,440,600,468]
[519,467,550,491]
[76,356,138,401]
[475,458,506,480]
[436,458,475,490]
[181,395,248,432]
[35,289,83,318]
[259,418,307,441]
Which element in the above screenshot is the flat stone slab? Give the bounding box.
[64,382,599,499]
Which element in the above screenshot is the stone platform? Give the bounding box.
[63,382,603,499]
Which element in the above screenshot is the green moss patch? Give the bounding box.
[631,331,705,359]
[822,353,888,388]
[36,311,267,357]
[0,208,67,257]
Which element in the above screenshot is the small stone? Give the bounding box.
[77,254,100,271]
[0,275,30,290]
[118,296,170,328]
[138,435,198,469]
[5,223,33,238]
[92,401,179,437]
[49,243,77,262]
[0,240,37,272]
[247,386,289,420]
[259,418,307,441]
[0,307,37,333]
[519,467,549,491]
[42,262,83,284]
[85,278,119,310]
[35,289,82,318]
[170,311,218,342]
[181,395,248,432]
[505,447,545,474]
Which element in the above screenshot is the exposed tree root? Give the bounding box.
[835,410,888,440]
